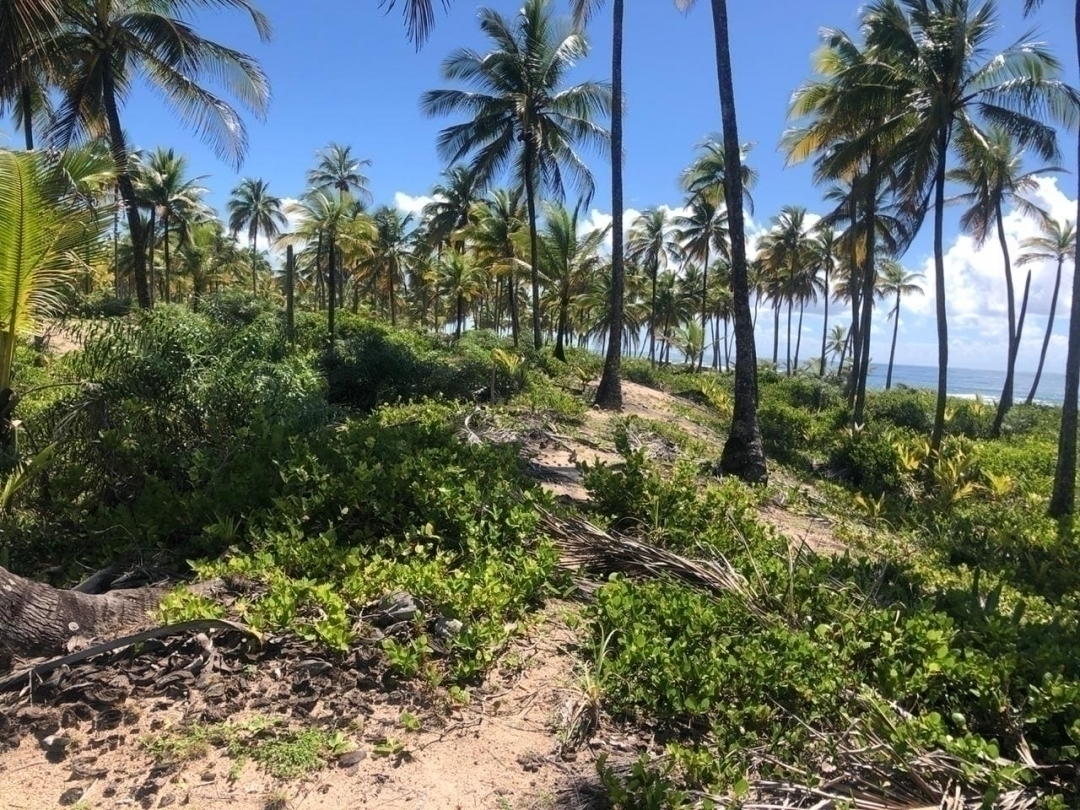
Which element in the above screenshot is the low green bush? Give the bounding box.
[864,387,933,432]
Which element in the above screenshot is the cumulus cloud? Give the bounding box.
[394,192,439,216]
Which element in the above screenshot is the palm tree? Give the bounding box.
[134,148,209,305]
[228,178,286,297]
[0,148,106,443]
[1023,0,1080,516]
[676,196,729,371]
[438,248,483,338]
[854,0,1073,457]
[627,207,681,367]
[948,126,1059,436]
[539,201,608,361]
[759,206,813,375]
[681,136,758,211]
[42,0,271,309]
[699,0,766,481]
[876,260,923,390]
[308,143,372,201]
[368,206,415,327]
[1018,219,1076,405]
[810,226,838,377]
[423,164,483,255]
[826,324,850,375]
[469,188,526,344]
[420,0,611,352]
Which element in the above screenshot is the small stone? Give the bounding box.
[338,750,367,767]
[58,787,84,806]
[200,771,216,782]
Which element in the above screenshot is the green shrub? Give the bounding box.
[829,430,904,495]
[865,387,933,432]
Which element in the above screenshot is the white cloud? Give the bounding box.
[394,192,438,216]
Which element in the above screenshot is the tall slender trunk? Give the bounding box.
[697,242,710,372]
[388,261,397,326]
[794,299,805,372]
[285,245,295,343]
[711,0,765,483]
[595,0,625,409]
[20,83,33,149]
[102,63,149,309]
[555,286,570,361]
[772,302,780,367]
[785,297,793,375]
[1027,255,1065,404]
[886,296,900,390]
[838,330,850,377]
[929,129,950,459]
[1050,12,1080,516]
[649,264,658,367]
[991,200,1018,437]
[113,185,120,297]
[508,261,520,346]
[327,232,336,343]
[249,231,257,296]
[147,209,157,307]
[819,263,830,377]
[846,196,861,403]
[163,217,171,304]
[456,293,463,339]
[523,143,543,351]
[853,164,878,425]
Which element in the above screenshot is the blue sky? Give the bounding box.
[3,0,1078,373]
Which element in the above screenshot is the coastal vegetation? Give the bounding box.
[1,0,1080,807]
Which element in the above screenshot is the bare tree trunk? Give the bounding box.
[1028,255,1064,405]
[0,565,165,658]
[712,0,766,483]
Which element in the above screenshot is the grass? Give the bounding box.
[142,716,354,781]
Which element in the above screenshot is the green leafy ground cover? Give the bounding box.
[3,303,1078,807]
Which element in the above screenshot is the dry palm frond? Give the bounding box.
[536,508,766,620]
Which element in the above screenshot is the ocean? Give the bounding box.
[863,364,1068,407]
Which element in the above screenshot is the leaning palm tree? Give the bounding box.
[948,126,1059,436]
[854,0,1073,457]
[41,0,271,310]
[1017,218,1075,405]
[227,178,287,296]
[307,142,372,202]
[876,260,923,390]
[420,0,611,352]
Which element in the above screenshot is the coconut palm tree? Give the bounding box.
[876,260,923,390]
[539,201,608,361]
[0,148,106,444]
[420,0,611,352]
[826,324,850,375]
[759,206,813,375]
[1018,219,1076,406]
[438,248,483,338]
[41,0,271,309]
[948,126,1059,436]
[681,136,757,212]
[468,188,526,345]
[675,197,729,371]
[228,178,286,297]
[855,0,1073,457]
[308,142,372,201]
[423,164,483,255]
[627,207,681,367]
[367,206,415,327]
[134,148,209,305]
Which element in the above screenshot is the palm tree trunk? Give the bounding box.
[327,232,336,343]
[991,202,1018,437]
[163,217,171,305]
[286,245,295,342]
[595,0,625,407]
[508,262,520,346]
[838,330,850,377]
[772,303,780,367]
[853,167,877,427]
[649,265,658,367]
[456,293,463,339]
[555,288,570,361]
[846,196,861,404]
[819,264,829,377]
[930,130,950,460]
[1027,255,1064,404]
[794,299,805,372]
[711,0,765,483]
[886,297,900,390]
[147,209,157,307]
[523,144,543,351]
[1050,11,1080,516]
[785,297,793,375]
[20,83,33,149]
[101,64,150,309]
[388,261,397,327]
[113,185,121,297]
[249,231,257,296]
[697,242,709,372]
